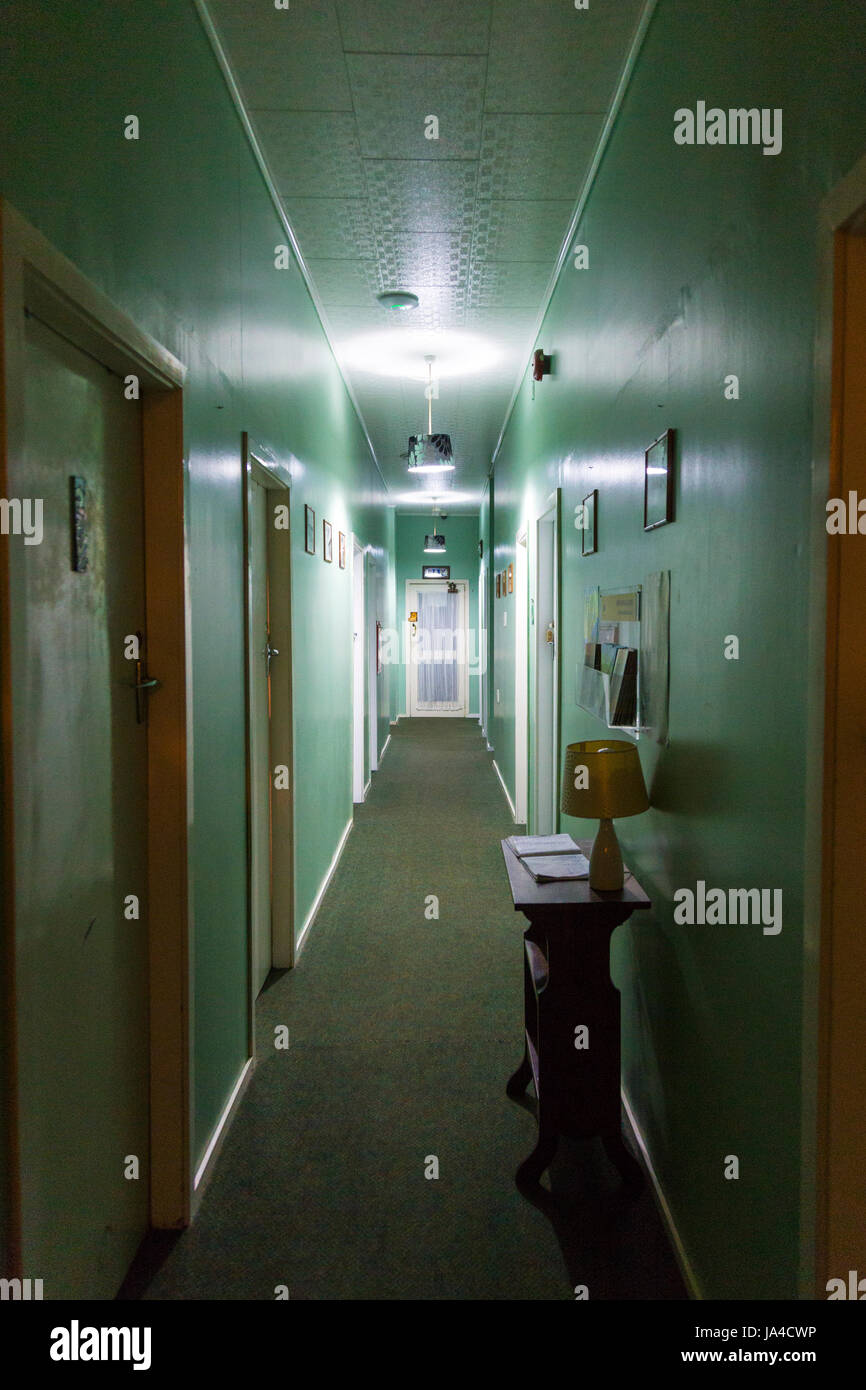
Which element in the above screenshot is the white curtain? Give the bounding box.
[417,588,459,703]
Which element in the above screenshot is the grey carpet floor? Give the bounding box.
[137,719,686,1300]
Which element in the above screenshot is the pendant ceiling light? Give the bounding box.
[407,357,455,474]
[424,498,447,553]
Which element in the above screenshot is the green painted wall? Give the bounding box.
[0,0,394,1176]
[395,513,481,719]
[488,0,866,1299]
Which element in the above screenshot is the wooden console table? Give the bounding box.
[502,838,651,1189]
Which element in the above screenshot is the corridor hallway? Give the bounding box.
[135,720,685,1301]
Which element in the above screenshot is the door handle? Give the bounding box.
[133,663,161,724]
[265,641,279,673]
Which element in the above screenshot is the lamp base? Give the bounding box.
[589,818,624,891]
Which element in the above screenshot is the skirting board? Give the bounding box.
[491,758,517,822]
[379,732,392,762]
[621,1084,703,1300]
[192,1057,253,1211]
[295,815,354,957]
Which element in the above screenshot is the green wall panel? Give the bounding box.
[0,0,393,1173]
[488,0,866,1299]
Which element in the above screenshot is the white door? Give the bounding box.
[352,537,366,801]
[514,532,529,822]
[248,474,272,997]
[535,506,559,834]
[407,580,469,716]
[14,313,149,1298]
[479,558,488,736]
[367,552,378,773]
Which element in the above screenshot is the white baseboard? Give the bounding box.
[491,758,518,821]
[193,1057,253,1204]
[379,733,392,762]
[621,1084,703,1300]
[296,815,354,958]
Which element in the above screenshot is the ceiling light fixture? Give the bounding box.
[424,496,447,553]
[408,357,455,475]
[376,290,420,310]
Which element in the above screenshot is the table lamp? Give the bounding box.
[560,740,649,891]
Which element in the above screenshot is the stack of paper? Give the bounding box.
[506,834,590,882]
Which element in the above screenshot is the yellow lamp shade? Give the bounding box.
[560,739,649,820]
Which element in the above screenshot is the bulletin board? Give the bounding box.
[576,571,669,743]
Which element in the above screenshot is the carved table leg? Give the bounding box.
[602,1130,644,1195]
[506,1046,532,1098]
[516,1123,559,1186]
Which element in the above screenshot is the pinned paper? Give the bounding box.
[600,590,639,622]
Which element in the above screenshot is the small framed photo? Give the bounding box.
[644,428,675,531]
[338,530,346,569]
[305,504,316,555]
[323,518,333,562]
[581,489,598,556]
[507,563,513,594]
[495,572,501,598]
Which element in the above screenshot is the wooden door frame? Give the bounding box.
[532,490,562,836]
[804,153,866,1298]
[514,528,529,823]
[0,201,190,1265]
[241,433,294,1037]
[351,535,367,801]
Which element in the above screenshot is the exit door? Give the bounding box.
[406,579,469,717]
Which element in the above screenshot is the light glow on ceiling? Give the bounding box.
[336,328,504,383]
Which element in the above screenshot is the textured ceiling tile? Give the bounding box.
[472,199,575,262]
[207,0,353,111]
[211,0,641,501]
[305,258,382,306]
[467,261,552,309]
[364,160,477,232]
[336,1,492,55]
[327,299,467,335]
[476,113,603,200]
[346,54,485,159]
[283,198,377,259]
[252,111,366,197]
[485,0,644,113]
[375,231,471,287]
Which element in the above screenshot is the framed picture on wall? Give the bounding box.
[507,563,513,594]
[496,572,501,598]
[305,504,316,555]
[338,530,346,569]
[644,428,675,531]
[581,489,598,556]
[323,518,333,562]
